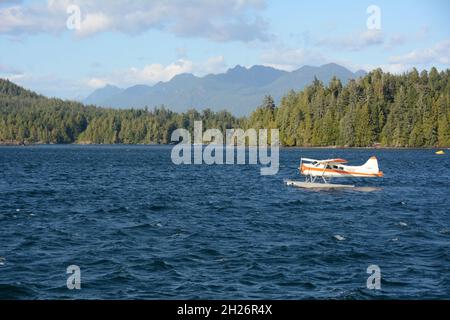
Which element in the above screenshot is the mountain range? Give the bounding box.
[84,63,366,116]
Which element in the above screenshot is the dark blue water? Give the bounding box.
[0,145,449,299]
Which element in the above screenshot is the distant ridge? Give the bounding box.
[84,63,366,116]
[83,84,124,105]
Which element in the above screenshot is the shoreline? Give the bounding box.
[0,142,447,150]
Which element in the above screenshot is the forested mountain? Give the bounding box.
[1,67,449,147]
[83,63,365,116]
[247,68,450,147]
[0,79,241,145]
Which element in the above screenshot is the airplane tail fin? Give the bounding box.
[362,156,380,173]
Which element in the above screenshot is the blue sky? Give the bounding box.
[0,0,449,99]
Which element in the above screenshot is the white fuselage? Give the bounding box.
[300,157,383,178]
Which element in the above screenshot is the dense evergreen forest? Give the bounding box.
[0,79,241,145]
[250,67,449,147]
[1,67,449,147]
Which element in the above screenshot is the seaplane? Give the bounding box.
[286,156,383,189]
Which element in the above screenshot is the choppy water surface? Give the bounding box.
[0,145,449,299]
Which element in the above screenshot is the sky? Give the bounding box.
[0,0,449,99]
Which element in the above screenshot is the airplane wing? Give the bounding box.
[301,158,319,163]
[301,158,348,164]
[316,158,348,164]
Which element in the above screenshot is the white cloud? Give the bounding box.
[0,0,269,42]
[260,48,327,71]
[0,2,66,34]
[317,30,384,51]
[2,55,227,99]
[86,55,228,88]
[389,40,450,65]
[385,33,408,49]
[125,59,194,84]
[336,59,428,75]
[76,12,111,37]
[196,55,227,75]
[87,77,108,89]
[384,26,431,50]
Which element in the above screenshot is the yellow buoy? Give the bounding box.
[435,150,445,155]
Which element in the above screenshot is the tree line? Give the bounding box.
[0,67,449,147]
[0,79,241,144]
[246,67,449,147]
